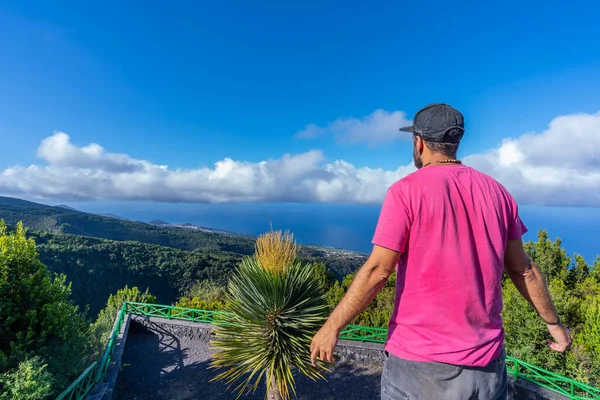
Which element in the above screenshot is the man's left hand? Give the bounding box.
[310,323,340,366]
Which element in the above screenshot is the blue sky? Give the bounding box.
[1,0,600,169]
[0,1,599,258]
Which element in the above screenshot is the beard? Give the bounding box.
[413,144,423,169]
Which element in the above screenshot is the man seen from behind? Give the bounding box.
[310,103,573,400]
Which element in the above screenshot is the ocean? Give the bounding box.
[71,202,600,265]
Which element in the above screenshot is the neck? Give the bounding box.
[421,155,461,168]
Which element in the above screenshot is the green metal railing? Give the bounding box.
[505,356,600,399]
[125,302,229,324]
[55,362,98,400]
[56,305,128,400]
[339,324,387,343]
[56,302,600,400]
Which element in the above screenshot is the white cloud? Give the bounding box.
[36,132,146,173]
[1,111,600,206]
[465,111,600,207]
[0,132,414,203]
[296,109,413,145]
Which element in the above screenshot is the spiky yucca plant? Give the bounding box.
[211,229,330,400]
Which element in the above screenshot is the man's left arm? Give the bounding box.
[310,245,400,365]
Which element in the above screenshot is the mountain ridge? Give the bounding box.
[0,196,367,257]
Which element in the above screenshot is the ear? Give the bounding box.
[414,135,424,153]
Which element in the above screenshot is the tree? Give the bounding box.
[175,280,226,311]
[310,262,337,292]
[501,231,598,385]
[568,254,590,290]
[0,357,53,400]
[590,257,600,282]
[524,230,571,280]
[211,229,330,400]
[0,221,91,396]
[92,285,157,341]
[574,294,600,383]
[327,271,396,328]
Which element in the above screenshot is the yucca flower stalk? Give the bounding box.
[211,228,330,400]
[255,228,298,275]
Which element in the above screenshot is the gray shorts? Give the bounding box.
[381,349,508,400]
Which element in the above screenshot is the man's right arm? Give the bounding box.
[504,239,572,352]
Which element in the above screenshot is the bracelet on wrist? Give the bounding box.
[544,318,561,326]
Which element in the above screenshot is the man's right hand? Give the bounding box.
[546,323,572,352]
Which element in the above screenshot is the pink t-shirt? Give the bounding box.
[372,164,527,367]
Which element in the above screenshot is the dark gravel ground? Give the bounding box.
[114,322,382,400]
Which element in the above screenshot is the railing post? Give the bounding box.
[168,307,171,320]
[514,359,519,380]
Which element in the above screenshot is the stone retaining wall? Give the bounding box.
[131,315,213,343]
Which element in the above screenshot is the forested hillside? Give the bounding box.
[0,196,365,318]
[0,196,256,254]
[29,232,364,318]
[30,232,242,317]
[0,197,365,273]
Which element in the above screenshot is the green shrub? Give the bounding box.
[0,357,53,400]
[91,285,157,341]
[0,221,91,396]
[327,271,396,328]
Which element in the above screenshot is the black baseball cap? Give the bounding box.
[399,103,465,143]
